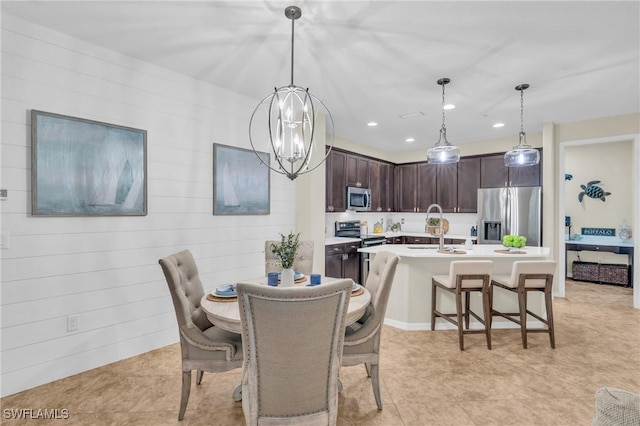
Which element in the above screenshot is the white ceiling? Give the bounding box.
[3,1,639,153]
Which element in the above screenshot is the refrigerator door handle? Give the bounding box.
[504,188,510,236]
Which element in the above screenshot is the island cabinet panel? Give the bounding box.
[436,163,458,212]
[346,154,369,188]
[326,149,347,212]
[457,157,481,213]
[480,152,541,188]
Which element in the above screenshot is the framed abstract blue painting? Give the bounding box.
[213,143,270,215]
[31,110,147,216]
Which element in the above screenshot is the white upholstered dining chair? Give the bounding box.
[159,249,243,420]
[236,279,352,426]
[265,239,314,275]
[341,251,400,410]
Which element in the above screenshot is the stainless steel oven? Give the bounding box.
[335,220,386,284]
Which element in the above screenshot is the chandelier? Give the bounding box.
[249,6,334,181]
[504,83,539,167]
[427,77,460,164]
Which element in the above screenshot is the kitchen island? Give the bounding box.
[358,244,551,330]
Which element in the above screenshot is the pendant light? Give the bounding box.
[249,6,334,181]
[427,78,460,164]
[504,83,539,167]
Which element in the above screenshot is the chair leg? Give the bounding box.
[196,369,204,385]
[518,290,528,349]
[464,291,471,329]
[365,362,372,377]
[179,371,191,420]
[455,290,464,351]
[431,281,437,330]
[545,288,556,349]
[369,363,382,410]
[482,286,492,350]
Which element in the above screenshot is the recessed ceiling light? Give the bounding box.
[367,121,378,127]
[493,122,505,128]
[406,137,415,143]
[443,104,455,110]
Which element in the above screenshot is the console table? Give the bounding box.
[565,236,634,287]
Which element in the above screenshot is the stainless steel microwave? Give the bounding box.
[347,186,371,211]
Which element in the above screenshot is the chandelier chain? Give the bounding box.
[441,82,446,131]
[290,11,295,86]
[520,86,525,134]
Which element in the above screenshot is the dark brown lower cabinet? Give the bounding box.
[325,242,360,283]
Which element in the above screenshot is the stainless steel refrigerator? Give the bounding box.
[477,186,542,246]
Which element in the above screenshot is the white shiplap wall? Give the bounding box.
[0,15,295,397]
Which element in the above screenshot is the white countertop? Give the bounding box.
[325,232,477,246]
[359,243,550,258]
[325,237,361,246]
[565,235,634,247]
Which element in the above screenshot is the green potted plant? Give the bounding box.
[270,232,300,286]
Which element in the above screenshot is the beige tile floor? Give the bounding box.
[2,280,638,425]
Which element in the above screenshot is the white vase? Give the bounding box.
[281,268,295,287]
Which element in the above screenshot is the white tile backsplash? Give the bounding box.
[326,211,478,237]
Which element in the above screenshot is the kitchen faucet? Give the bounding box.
[426,204,444,250]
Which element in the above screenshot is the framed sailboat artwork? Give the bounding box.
[213,143,270,215]
[31,110,147,216]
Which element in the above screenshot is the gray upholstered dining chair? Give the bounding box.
[236,279,352,426]
[341,251,400,410]
[491,260,557,349]
[159,249,243,420]
[265,239,314,275]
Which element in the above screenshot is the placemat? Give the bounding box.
[206,293,237,302]
[494,249,526,254]
[352,287,365,297]
[437,249,467,254]
[279,276,308,284]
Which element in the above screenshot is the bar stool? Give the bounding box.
[491,260,557,349]
[431,260,493,351]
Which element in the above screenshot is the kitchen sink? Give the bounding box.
[406,246,438,250]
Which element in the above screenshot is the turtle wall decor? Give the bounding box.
[578,180,611,202]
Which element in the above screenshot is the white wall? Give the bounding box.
[565,141,633,233]
[0,15,296,396]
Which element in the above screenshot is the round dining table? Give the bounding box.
[200,276,371,334]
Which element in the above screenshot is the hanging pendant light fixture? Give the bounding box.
[249,5,334,181]
[427,78,460,164]
[504,83,539,167]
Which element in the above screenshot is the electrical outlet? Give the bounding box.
[67,314,79,332]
